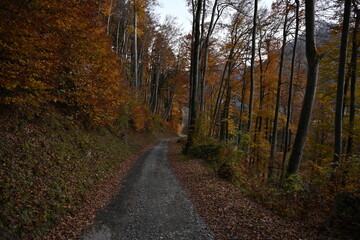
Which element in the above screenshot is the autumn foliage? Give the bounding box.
[0,0,184,238]
[1,0,359,238]
[0,0,125,125]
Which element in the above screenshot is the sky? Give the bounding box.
[154,0,192,32]
[154,0,274,33]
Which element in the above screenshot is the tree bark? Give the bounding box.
[116,16,121,56]
[237,69,247,146]
[150,56,161,114]
[333,0,351,166]
[107,0,114,35]
[269,0,289,179]
[346,5,359,155]
[286,0,321,176]
[210,60,229,136]
[220,58,233,141]
[247,0,258,158]
[185,0,203,152]
[200,0,223,111]
[257,25,265,140]
[134,0,139,88]
[281,0,299,180]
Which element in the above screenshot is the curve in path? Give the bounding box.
[81,139,213,240]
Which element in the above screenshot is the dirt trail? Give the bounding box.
[81,139,213,240]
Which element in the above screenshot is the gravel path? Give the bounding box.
[81,139,213,240]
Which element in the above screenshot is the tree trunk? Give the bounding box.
[286,0,321,176]
[210,60,229,136]
[116,16,121,56]
[107,0,114,35]
[185,0,203,152]
[257,29,264,138]
[237,69,247,146]
[281,0,299,180]
[220,59,233,141]
[346,5,359,155]
[200,0,222,111]
[269,1,289,179]
[134,0,139,88]
[333,0,351,167]
[247,0,258,159]
[151,59,161,114]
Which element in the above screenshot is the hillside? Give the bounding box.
[0,107,174,239]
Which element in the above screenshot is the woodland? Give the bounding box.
[0,0,359,239]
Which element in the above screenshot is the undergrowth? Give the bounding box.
[183,138,359,239]
[186,141,243,181]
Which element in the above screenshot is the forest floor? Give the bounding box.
[169,140,329,240]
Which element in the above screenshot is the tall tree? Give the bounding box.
[333,0,351,167]
[286,0,322,176]
[248,0,258,152]
[185,0,203,151]
[107,0,114,35]
[269,0,290,179]
[281,0,300,180]
[199,0,225,111]
[133,0,139,88]
[346,2,359,155]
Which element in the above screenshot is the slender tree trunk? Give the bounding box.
[107,0,114,35]
[238,69,247,146]
[220,85,232,141]
[347,6,359,155]
[281,0,299,180]
[286,0,321,176]
[185,0,203,152]
[220,60,233,141]
[163,58,181,121]
[210,60,229,136]
[200,48,209,112]
[200,0,221,111]
[269,1,289,179]
[152,61,161,114]
[343,70,351,118]
[257,20,265,141]
[197,0,206,104]
[333,0,351,168]
[134,0,139,88]
[163,89,176,121]
[116,16,121,56]
[258,37,264,133]
[121,21,127,55]
[247,0,258,159]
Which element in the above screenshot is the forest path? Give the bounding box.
[81,139,213,240]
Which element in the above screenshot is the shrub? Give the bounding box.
[187,142,243,181]
[188,143,223,162]
[283,174,304,195]
[217,162,235,181]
